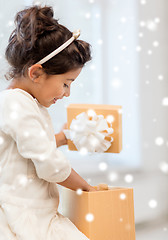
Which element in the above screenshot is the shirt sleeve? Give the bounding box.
[1,91,71,183]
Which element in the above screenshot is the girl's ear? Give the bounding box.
[28,64,43,82]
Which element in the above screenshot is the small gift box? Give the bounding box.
[61,187,136,240]
[64,104,122,153]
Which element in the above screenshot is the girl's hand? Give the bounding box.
[94,183,109,191]
[61,123,68,131]
[55,123,68,147]
[88,186,98,192]
[60,123,68,145]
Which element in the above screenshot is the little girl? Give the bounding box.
[0,5,96,240]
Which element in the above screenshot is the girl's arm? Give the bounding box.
[57,168,96,192]
[55,124,96,192]
[55,131,67,147]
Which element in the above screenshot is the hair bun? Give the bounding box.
[14,5,59,50]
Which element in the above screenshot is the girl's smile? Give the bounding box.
[30,67,82,108]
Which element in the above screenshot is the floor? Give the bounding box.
[135,221,168,240]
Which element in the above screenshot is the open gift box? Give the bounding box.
[66,104,122,153]
[61,187,136,240]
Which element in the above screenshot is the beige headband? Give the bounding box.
[35,29,81,65]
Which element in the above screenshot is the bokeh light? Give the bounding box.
[148,199,158,208]
[85,213,94,222]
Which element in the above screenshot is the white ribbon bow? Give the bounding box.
[64,111,114,153]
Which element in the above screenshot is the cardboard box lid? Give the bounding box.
[67,104,122,111]
[66,104,122,153]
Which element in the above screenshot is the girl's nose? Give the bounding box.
[64,88,70,97]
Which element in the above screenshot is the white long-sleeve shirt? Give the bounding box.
[0,88,71,206]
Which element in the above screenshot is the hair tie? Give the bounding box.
[35,29,80,65]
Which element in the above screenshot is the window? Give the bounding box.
[0,0,141,174]
[47,0,141,172]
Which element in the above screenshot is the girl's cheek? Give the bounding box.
[56,88,64,97]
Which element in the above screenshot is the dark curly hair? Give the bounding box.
[5,5,92,80]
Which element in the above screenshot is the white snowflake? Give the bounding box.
[136,46,142,52]
[87,178,91,183]
[154,18,160,23]
[39,154,46,161]
[148,199,157,208]
[146,20,157,31]
[79,147,88,155]
[139,32,144,37]
[90,64,96,70]
[159,162,168,174]
[122,46,127,51]
[125,223,131,231]
[147,50,152,55]
[17,174,28,187]
[87,109,96,118]
[0,136,4,145]
[126,144,131,149]
[120,193,126,200]
[153,41,159,47]
[79,83,84,88]
[97,39,103,45]
[124,174,134,183]
[162,97,168,106]
[113,66,119,72]
[140,0,147,5]
[140,21,146,27]
[10,102,20,110]
[76,188,83,195]
[85,12,91,19]
[85,213,94,222]
[118,35,123,40]
[90,138,100,148]
[111,78,122,88]
[10,111,18,120]
[95,13,100,18]
[7,20,14,27]
[40,130,46,137]
[155,137,164,146]
[34,1,41,5]
[99,162,108,171]
[158,75,164,81]
[23,131,30,138]
[106,115,115,124]
[108,172,118,182]
[120,17,127,23]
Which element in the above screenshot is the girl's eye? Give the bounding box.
[64,83,69,88]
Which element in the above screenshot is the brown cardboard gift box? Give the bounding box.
[61,187,136,240]
[66,104,122,153]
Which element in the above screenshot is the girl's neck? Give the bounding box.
[6,78,36,99]
[7,78,24,90]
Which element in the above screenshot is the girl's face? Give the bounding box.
[34,68,82,108]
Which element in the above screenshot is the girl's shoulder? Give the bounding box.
[0,88,41,113]
[0,88,35,101]
[0,88,40,105]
